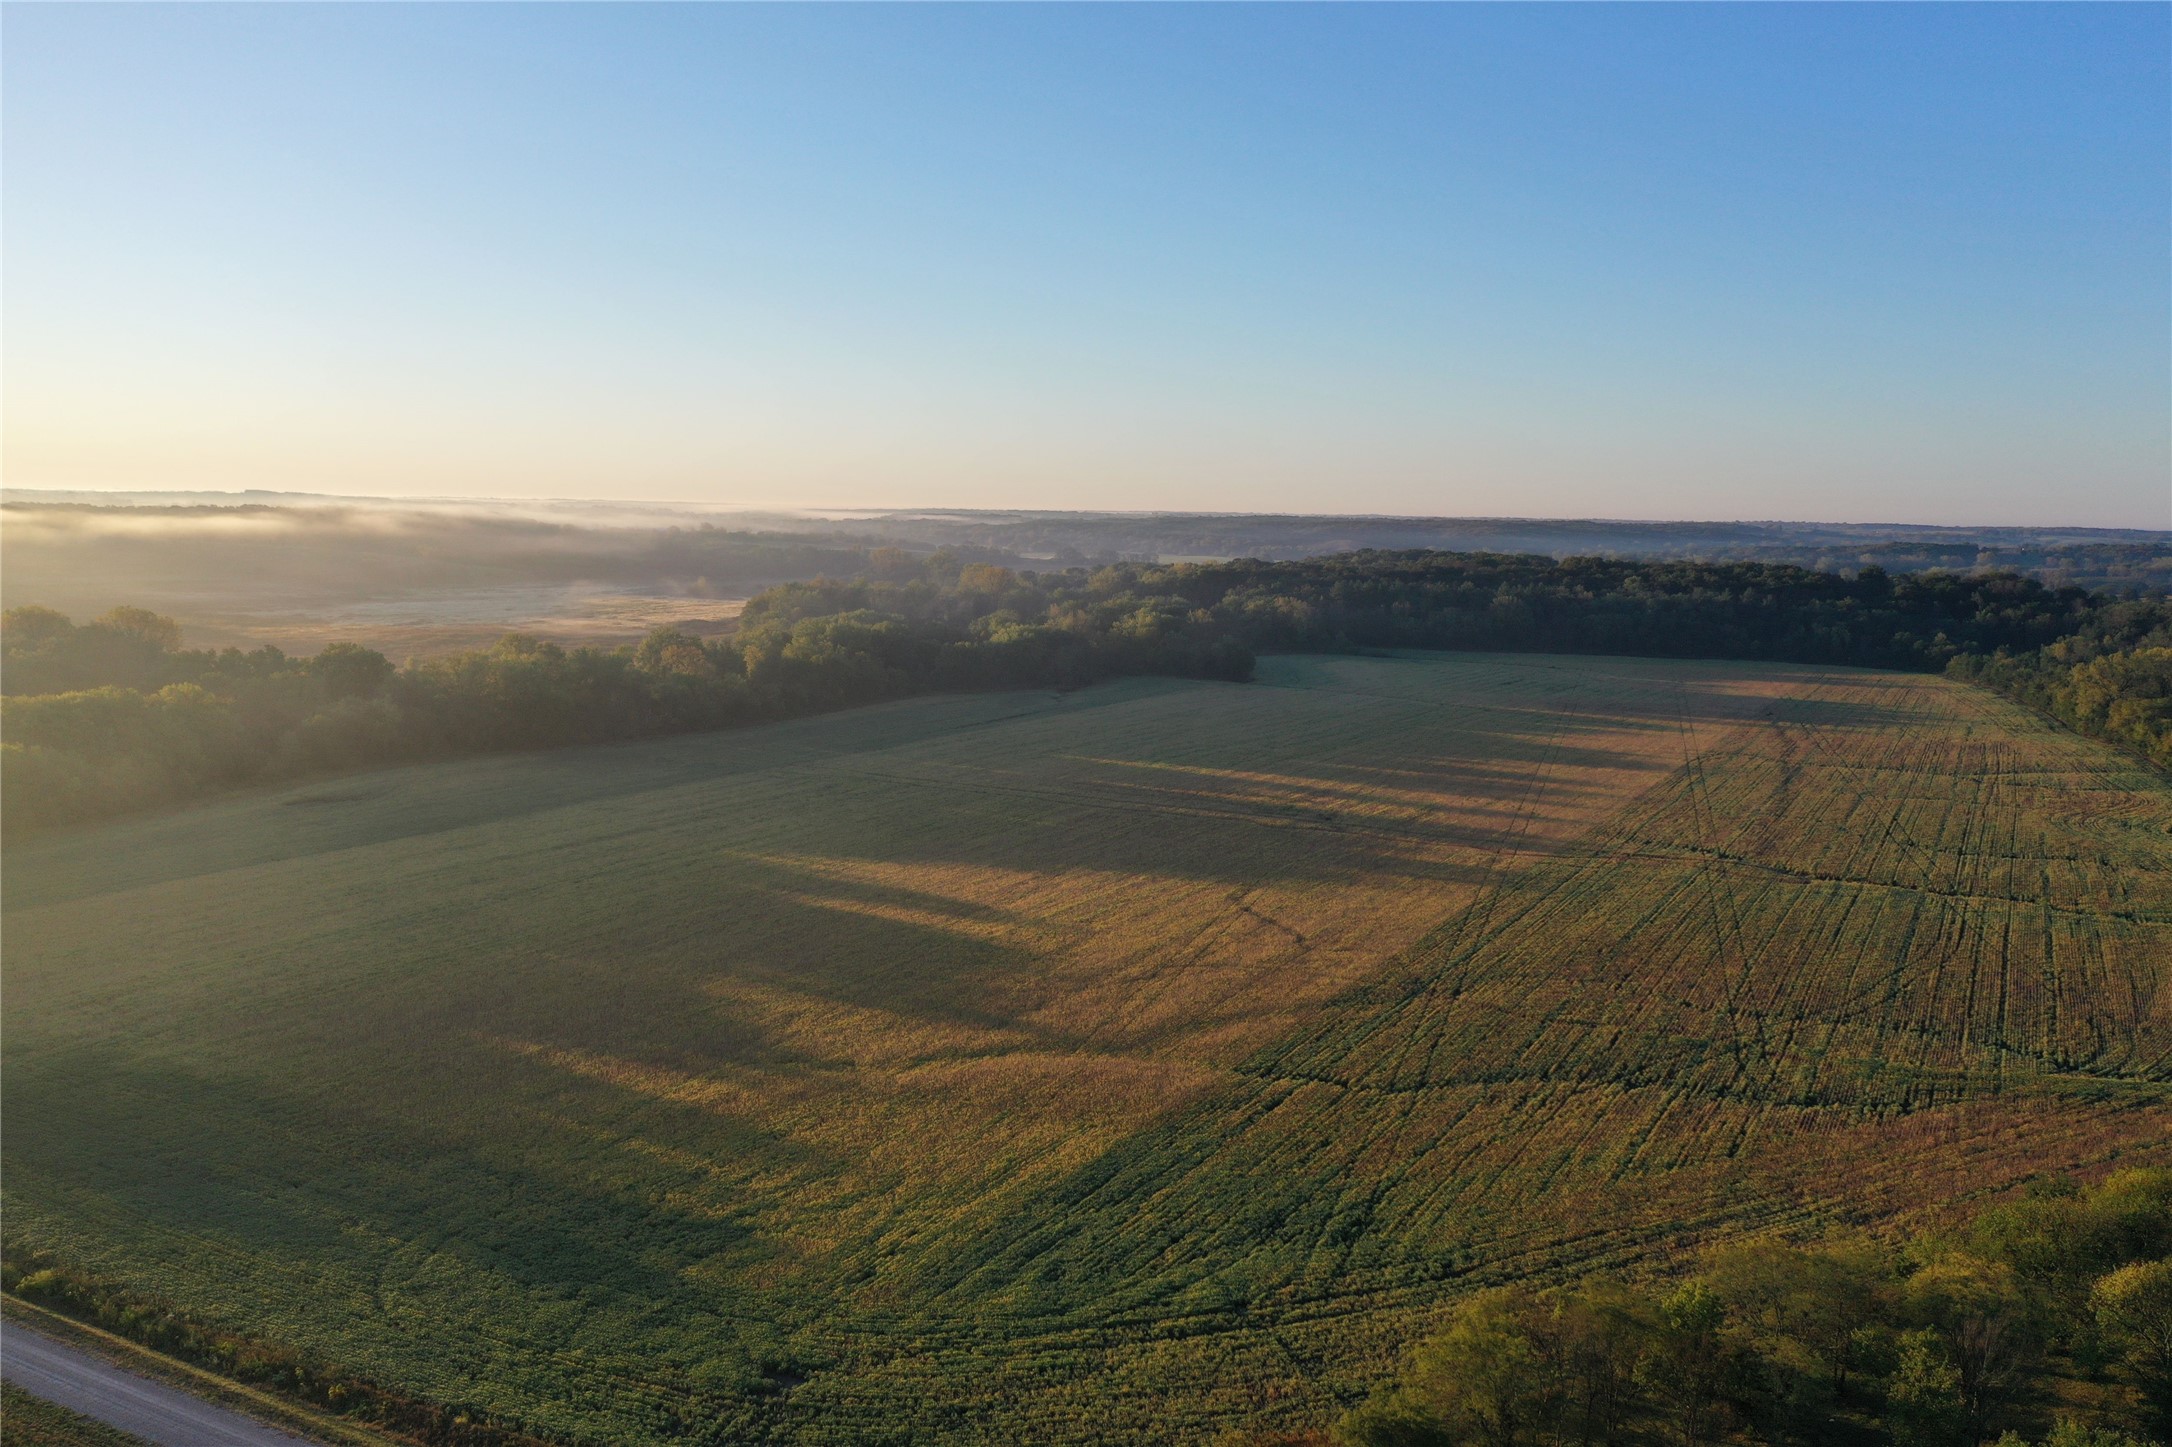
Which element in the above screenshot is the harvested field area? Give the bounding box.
[4,654,2166,1443]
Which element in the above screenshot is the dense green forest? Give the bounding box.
[1109,552,2091,666]
[4,550,2166,833]
[1947,595,2172,770]
[1310,1170,2171,1447]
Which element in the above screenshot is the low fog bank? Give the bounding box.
[5,491,2166,657]
[0,497,927,654]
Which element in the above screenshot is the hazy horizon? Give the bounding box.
[6,5,2168,527]
[9,483,2172,538]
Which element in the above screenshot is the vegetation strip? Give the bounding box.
[8,550,2167,835]
[1329,1169,2170,1446]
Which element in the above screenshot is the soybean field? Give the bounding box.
[5,653,2168,1444]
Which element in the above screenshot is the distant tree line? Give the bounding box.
[1293,1169,2170,1447]
[0,555,1251,833]
[3,550,2166,834]
[1127,553,2090,668]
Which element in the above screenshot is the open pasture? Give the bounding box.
[5,653,2168,1443]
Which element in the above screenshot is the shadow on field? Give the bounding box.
[1,683,1184,912]
[6,655,1887,915]
[3,1050,792,1400]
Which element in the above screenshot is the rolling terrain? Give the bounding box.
[5,653,2169,1443]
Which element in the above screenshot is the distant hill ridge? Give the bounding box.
[6,490,2168,590]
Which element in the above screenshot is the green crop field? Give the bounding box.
[5,652,2168,1444]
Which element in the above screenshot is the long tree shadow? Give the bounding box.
[2,1050,804,1429]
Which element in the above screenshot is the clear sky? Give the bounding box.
[5,4,2167,526]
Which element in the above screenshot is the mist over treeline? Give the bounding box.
[6,497,2169,622]
[0,501,904,616]
[779,511,2172,592]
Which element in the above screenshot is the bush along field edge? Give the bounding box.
[1299,1169,2171,1447]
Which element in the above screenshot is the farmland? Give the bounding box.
[5,652,2169,1444]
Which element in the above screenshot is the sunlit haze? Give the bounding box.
[5,3,2167,525]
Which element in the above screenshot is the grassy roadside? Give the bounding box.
[2,1295,406,1447]
[1,1382,150,1447]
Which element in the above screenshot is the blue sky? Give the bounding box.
[5,4,2166,525]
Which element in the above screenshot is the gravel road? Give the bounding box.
[2,1321,320,1446]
